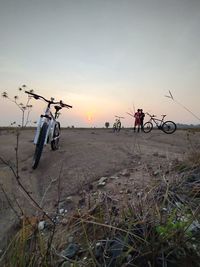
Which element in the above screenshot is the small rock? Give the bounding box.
[120,190,124,194]
[97,181,106,187]
[127,254,132,262]
[68,236,74,243]
[126,189,132,194]
[98,177,107,184]
[53,216,60,224]
[38,221,45,230]
[61,218,68,225]
[188,220,200,231]
[162,207,168,212]
[59,208,65,214]
[61,243,79,259]
[121,170,130,177]
[66,196,72,202]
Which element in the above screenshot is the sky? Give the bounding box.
[0,0,200,127]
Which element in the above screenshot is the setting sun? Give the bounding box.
[86,112,93,123]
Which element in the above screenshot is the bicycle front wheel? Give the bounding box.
[51,122,60,150]
[143,122,153,133]
[117,122,121,132]
[162,121,177,134]
[113,124,116,132]
[32,122,48,169]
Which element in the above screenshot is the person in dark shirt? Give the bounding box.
[140,109,145,131]
[134,109,141,132]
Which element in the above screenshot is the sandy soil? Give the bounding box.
[0,128,200,248]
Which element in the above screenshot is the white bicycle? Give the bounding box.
[25,91,72,169]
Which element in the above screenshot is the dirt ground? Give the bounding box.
[0,128,200,249]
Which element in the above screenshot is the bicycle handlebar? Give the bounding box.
[146,112,166,118]
[146,112,156,117]
[59,101,72,109]
[25,91,72,108]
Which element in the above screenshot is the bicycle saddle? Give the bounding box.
[54,105,62,111]
[161,114,166,117]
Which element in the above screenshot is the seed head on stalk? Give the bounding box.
[165,90,200,122]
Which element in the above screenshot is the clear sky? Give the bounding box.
[0,0,200,127]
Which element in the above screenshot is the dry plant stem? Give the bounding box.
[0,234,17,264]
[45,162,64,258]
[15,129,20,178]
[79,211,100,267]
[0,140,53,223]
[0,183,20,219]
[52,246,82,264]
[76,215,148,244]
[39,177,58,208]
[24,95,32,127]
[10,96,26,127]
[183,204,200,234]
[14,197,24,217]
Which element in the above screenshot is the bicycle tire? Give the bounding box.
[143,122,153,133]
[162,121,177,134]
[117,122,121,132]
[32,122,48,169]
[51,122,60,150]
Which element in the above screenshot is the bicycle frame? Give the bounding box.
[34,105,57,145]
[146,114,166,128]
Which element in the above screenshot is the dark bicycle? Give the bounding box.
[143,112,177,134]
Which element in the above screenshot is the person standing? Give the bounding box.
[140,109,145,131]
[134,109,141,132]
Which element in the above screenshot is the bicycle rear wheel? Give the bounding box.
[32,122,48,169]
[51,122,60,150]
[143,122,153,133]
[162,121,177,134]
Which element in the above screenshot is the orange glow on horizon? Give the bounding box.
[86,112,93,123]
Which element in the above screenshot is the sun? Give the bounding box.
[86,112,93,123]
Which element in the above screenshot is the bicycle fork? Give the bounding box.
[33,117,51,145]
[33,117,43,145]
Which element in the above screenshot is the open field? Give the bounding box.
[0,128,200,258]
